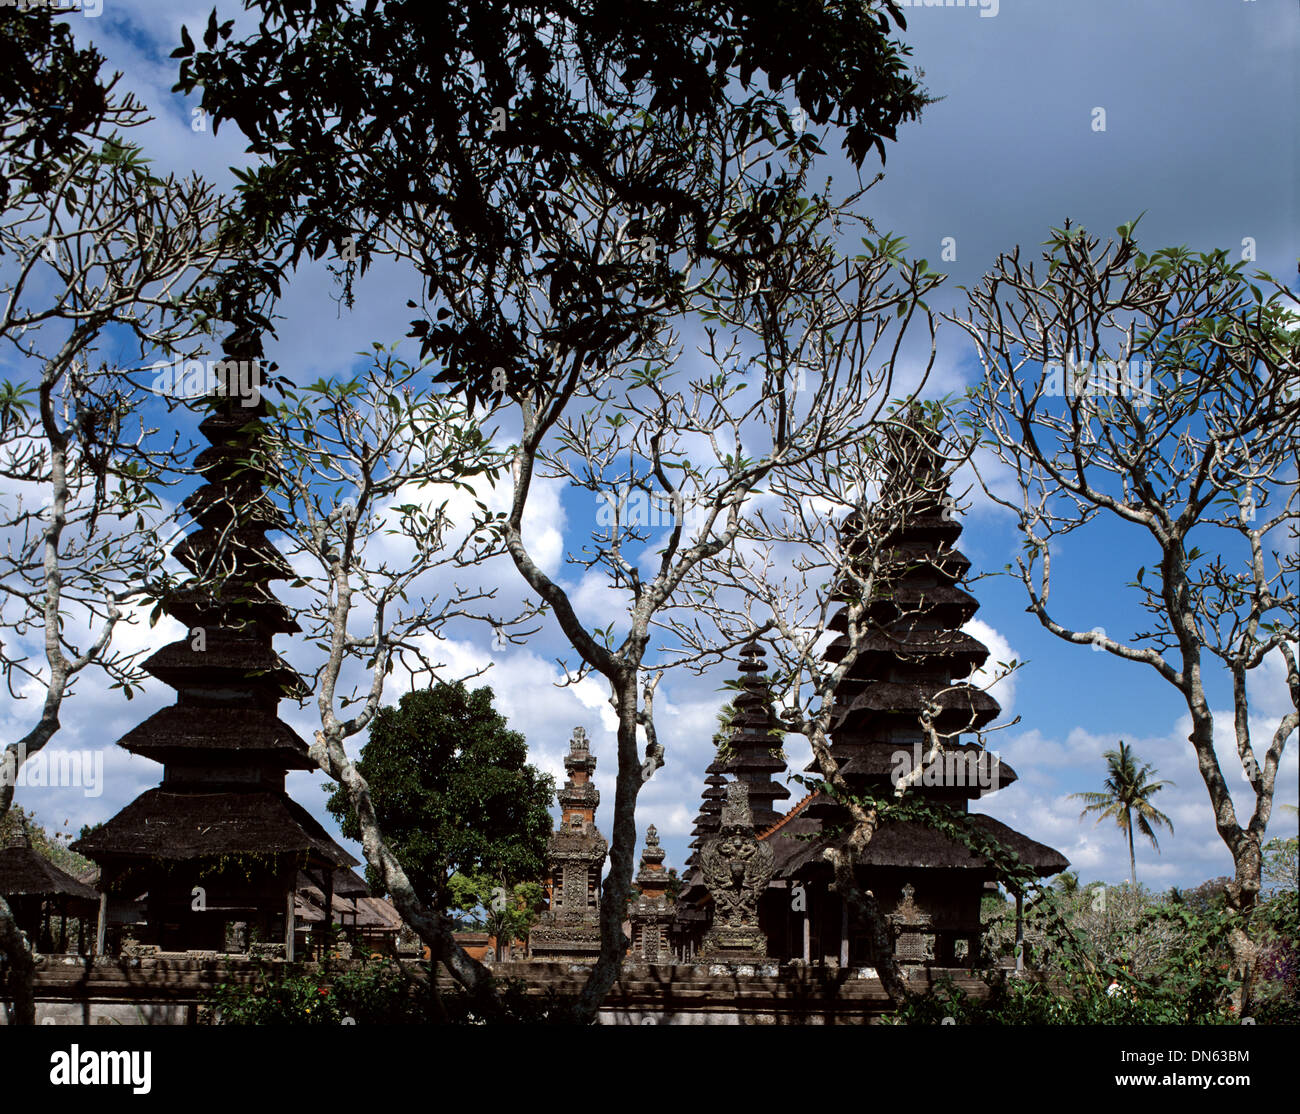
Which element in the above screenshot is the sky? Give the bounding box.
[3,0,1297,898]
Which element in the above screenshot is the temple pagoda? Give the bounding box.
[74,334,356,956]
[684,768,728,872]
[529,727,607,961]
[675,644,790,957]
[719,641,789,831]
[761,417,1068,965]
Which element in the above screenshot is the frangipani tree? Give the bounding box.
[476,218,943,1015]
[952,217,1299,1009]
[243,351,546,1004]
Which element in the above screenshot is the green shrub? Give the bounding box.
[205,959,581,1024]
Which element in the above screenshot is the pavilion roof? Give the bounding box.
[0,844,99,901]
[72,789,357,868]
[765,799,1069,879]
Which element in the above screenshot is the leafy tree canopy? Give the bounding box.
[324,682,555,908]
[172,0,932,405]
[0,7,111,204]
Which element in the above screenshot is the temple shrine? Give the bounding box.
[46,370,1067,987]
[638,420,1067,967]
[73,334,357,957]
[529,727,607,960]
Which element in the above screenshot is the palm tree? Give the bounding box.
[1071,740,1175,886]
[1053,870,1080,894]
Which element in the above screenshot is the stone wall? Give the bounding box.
[6,953,1031,1025]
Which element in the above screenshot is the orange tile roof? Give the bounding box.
[756,791,821,841]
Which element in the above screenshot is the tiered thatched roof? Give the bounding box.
[774,415,1065,879]
[75,333,353,885]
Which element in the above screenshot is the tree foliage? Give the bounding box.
[954,217,1299,1008]
[172,0,932,404]
[324,682,554,910]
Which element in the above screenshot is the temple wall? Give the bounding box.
[7,954,1042,1025]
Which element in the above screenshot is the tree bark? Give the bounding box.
[1127,818,1136,888]
[575,670,640,1022]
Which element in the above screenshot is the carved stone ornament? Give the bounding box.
[699,782,775,960]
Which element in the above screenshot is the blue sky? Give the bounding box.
[4,0,1297,896]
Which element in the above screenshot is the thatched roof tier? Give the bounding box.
[172,527,296,581]
[295,891,401,930]
[115,706,315,769]
[142,636,306,698]
[721,751,787,776]
[765,800,1068,879]
[700,772,728,798]
[73,790,356,868]
[798,744,1017,794]
[181,480,288,528]
[875,543,971,583]
[294,866,383,924]
[826,682,1001,735]
[837,512,962,551]
[353,896,404,930]
[196,398,270,432]
[881,513,963,544]
[0,845,99,901]
[831,584,980,627]
[296,866,370,898]
[161,585,300,635]
[820,629,990,672]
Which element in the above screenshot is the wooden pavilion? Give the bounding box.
[0,821,98,954]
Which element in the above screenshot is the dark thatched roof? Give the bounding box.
[765,796,1069,879]
[296,865,371,898]
[822,629,991,666]
[72,789,357,868]
[142,637,305,695]
[295,889,403,930]
[831,584,980,626]
[829,682,1000,728]
[798,744,1018,792]
[0,845,99,901]
[115,705,315,769]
